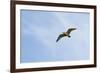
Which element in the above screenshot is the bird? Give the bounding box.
[56,28,76,42]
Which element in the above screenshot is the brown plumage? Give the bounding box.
[56,28,76,42]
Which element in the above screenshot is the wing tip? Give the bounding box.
[56,39,58,42]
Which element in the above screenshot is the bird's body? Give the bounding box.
[63,32,68,36]
[56,28,76,42]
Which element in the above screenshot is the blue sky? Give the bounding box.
[20,9,90,63]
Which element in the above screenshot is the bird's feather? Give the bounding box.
[66,28,76,35]
[56,34,65,42]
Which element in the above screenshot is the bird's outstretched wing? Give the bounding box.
[66,28,76,35]
[56,34,65,42]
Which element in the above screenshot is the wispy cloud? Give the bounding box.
[21,10,90,62]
